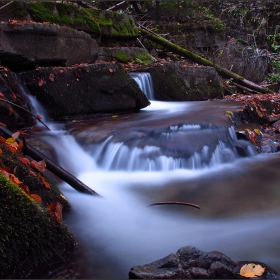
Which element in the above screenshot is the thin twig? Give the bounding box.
[149,201,200,209]
[0,98,50,131]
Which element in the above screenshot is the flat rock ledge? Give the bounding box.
[20,62,150,119]
[0,22,98,70]
[129,246,279,279]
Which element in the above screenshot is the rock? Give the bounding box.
[97,47,154,64]
[0,22,98,70]
[0,67,35,130]
[129,246,279,279]
[142,62,223,101]
[20,62,150,119]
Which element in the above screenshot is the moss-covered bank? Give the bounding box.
[0,141,77,278]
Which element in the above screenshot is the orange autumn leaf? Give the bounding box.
[16,139,24,153]
[0,122,6,127]
[19,157,31,166]
[0,148,2,154]
[47,201,63,223]
[9,173,23,186]
[239,263,265,278]
[36,114,42,120]
[8,108,13,116]
[29,170,37,177]
[31,159,46,172]
[11,92,17,99]
[38,173,50,189]
[109,68,114,73]
[30,194,42,204]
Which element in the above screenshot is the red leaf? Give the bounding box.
[47,201,63,223]
[11,92,17,99]
[0,92,4,99]
[29,170,37,177]
[0,122,6,127]
[38,79,44,86]
[19,157,30,166]
[9,173,23,186]
[0,148,2,154]
[38,173,51,189]
[36,115,42,120]
[30,194,42,204]
[20,185,30,195]
[31,159,46,172]
[0,136,6,143]
[49,73,55,82]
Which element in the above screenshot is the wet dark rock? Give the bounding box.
[141,62,223,101]
[129,246,280,279]
[0,22,98,71]
[20,62,150,120]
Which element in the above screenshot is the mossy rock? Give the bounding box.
[6,2,139,39]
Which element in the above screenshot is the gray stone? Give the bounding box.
[141,62,223,101]
[20,62,150,119]
[0,22,98,70]
[129,246,280,279]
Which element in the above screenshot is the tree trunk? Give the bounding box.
[139,26,273,94]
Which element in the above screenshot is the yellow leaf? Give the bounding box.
[226,110,233,115]
[239,263,265,278]
[6,137,16,144]
[254,128,261,135]
[112,115,118,118]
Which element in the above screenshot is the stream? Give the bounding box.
[21,73,280,278]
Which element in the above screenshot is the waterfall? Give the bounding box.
[129,72,155,100]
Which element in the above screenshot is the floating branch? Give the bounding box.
[0,98,50,131]
[149,201,200,209]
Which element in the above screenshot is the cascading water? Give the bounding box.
[16,74,280,278]
[129,72,155,100]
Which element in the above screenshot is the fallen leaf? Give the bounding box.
[36,115,42,120]
[47,202,63,223]
[8,108,13,116]
[20,185,30,195]
[109,68,114,73]
[12,131,20,139]
[38,79,44,86]
[0,122,6,127]
[11,92,17,99]
[0,148,2,154]
[0,91,4,99]
[19,157,31,166]
[239,263,265,278]
[49,73,55,82]
[9,173,23,186]
[29,170,37,177]
[30,194,42,204]
[0,136,6,143]
[31,159,46,172]
[38,173,50,189]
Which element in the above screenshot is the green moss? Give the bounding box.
[0,172,76,278]
[114,50,130,63]
[131,51,153,65]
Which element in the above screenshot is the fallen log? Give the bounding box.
[0,126,99,196]
[139,25,273,94]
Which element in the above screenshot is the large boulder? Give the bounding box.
[20,62,150,119]
[129,246,279,279]
[0,22,98,70]
[142,62,223,101]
